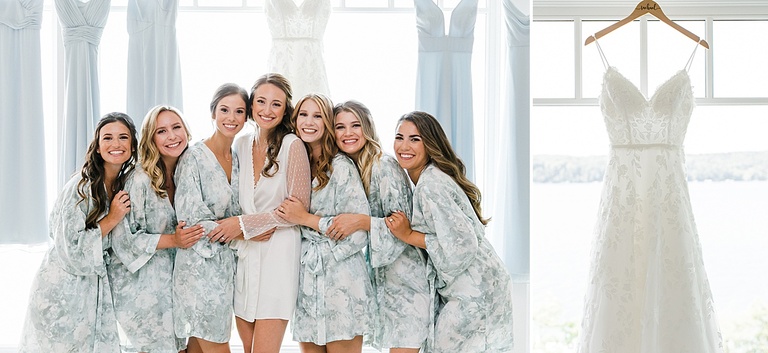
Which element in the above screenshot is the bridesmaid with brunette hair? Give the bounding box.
[277,94,373,353]
[108,105,204,353]
[173,83,248,353]
[19,112,138,353]
[221,73,311,353]
[386,111,514,353]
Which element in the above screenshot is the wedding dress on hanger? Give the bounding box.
[578,40,723,353]
[265,0,331,99]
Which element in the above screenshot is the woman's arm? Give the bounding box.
[385,211,426,249]
[231,138,312,239]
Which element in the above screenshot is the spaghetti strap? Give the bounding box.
[594,36,610,69]
[685,39,703,72]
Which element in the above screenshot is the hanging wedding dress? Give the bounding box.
[265,0,330,99]
[578,41,723,353]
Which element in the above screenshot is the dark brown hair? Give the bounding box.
[77,112,138,229]
[398,111,488,225]
[249,73,294,178]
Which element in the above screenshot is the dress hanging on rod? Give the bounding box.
[126,0,184,130]
[55,0,110,191]
[265,0,331,99]
[578,4,722,352]
[414,0,478,181]
[0,0,48,244]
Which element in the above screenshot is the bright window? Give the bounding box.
[532,12,768,353]
[3,2,503,351]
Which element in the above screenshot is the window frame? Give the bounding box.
[532,1,768,106]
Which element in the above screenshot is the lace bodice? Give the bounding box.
[265,0,330,40]
[600,67,694,147]
[265,0,331,99]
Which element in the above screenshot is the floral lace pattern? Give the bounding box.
[265,0,331,99]
[578,68,723,353]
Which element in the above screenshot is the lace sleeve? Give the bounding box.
[238,138,311,239]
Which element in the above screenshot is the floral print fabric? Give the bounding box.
[173,141,240,343]
[292,154,374,345]
[412,165,513,353]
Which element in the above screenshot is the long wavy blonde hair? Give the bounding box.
[292,93,337,191]
[333,100,382,196]
[139,105,192,198]
[398,111,489,225]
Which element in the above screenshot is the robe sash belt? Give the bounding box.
[300,238,330,344]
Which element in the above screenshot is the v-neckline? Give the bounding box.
[604,66,689,104]
[201,142,234,184]
[287,0,308,10]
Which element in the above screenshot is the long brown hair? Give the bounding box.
[292,94,336,191]
[249,73,294,178]
[139,105,191,198]
[398,111,488,225]
[77,112,138,229]
[333,100,382,195]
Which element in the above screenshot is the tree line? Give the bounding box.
[533,151,768,183]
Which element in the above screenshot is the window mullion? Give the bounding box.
[640,17,648,97]
[575,18,582,99]
[705,17,715,99]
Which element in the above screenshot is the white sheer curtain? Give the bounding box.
[0,0,48,244]
[490,2,530,352]
[488,0,529,283]
[55,0,111,190]
[126,0,182,129]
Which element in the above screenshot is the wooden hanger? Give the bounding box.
[584,0,709,49]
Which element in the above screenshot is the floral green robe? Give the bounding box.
[412,165,514,353]
[292,154,374,345]
[173,141,240,343]
[19,176,120,353]
[108,166,185,352]
[366,154,432,350]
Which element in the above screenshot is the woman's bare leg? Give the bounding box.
[299,341,327,353]
[325,336,363,353]
[195,337,231,353]
[251,319,288,353]
[186,337,203,353]
[390,348,420,353]
[235,316,255,353]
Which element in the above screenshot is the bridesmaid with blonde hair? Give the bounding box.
[108,105,204,353]
[277,94,373,353]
